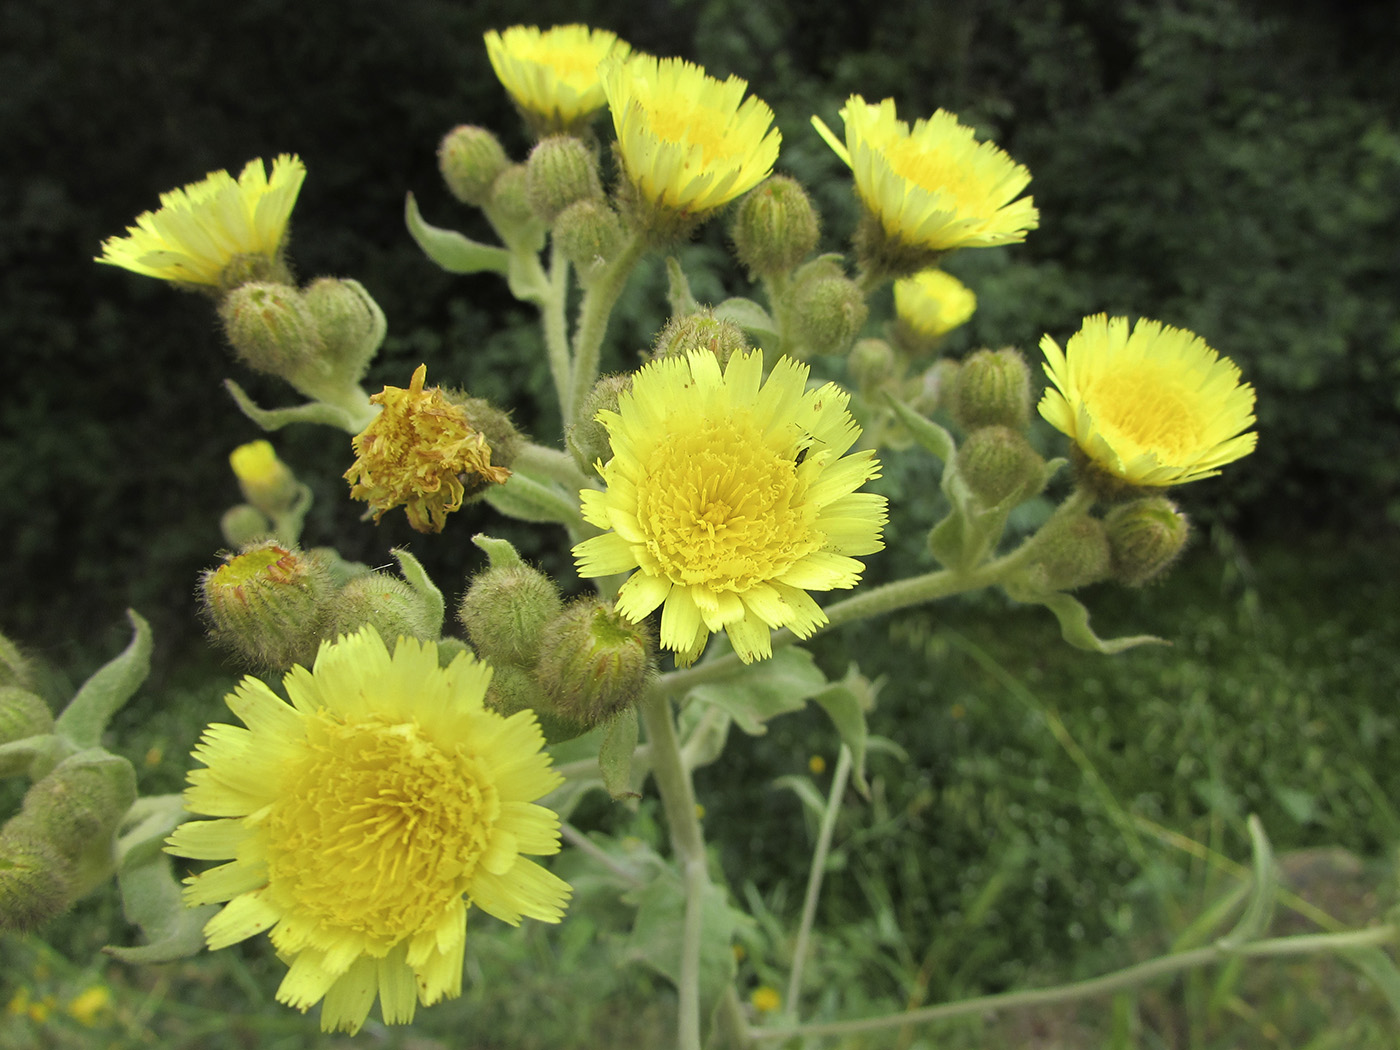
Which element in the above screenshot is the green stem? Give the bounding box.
[514,441,589,491]
[784,744,852,1016]
[746,925,1398,1042]
[640,687,709,1050]
[540,241,573,420]
[567,233,646,430]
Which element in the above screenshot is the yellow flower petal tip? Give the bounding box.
[815,96,1037,275]
[485,24,631,134]
[165,627,570,1035]
[603,55,781,236]
[894,268,977,343]
[345,364,511,533]
[96,154,306,288]
[572,349,888,667]
[1038,314,1258,489]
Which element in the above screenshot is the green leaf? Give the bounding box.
[1217,815,1278,949]
[885,395,955,463]
[688,647,828,735]
[0,733,71,780]
[404,193,511,275]
[713,296,781,348]
[107,799,212,964]
[772,773,828,820]
[665,256,700,317]
[54,611,152,750]
[471,533,525,569]
[810,665,877,796]
[1008,588,1168,655]
[391,548,445,638]
[483,471,583,528]
[1342,947,1400,1022]
[223,379,362,433]
[598,707,640,800]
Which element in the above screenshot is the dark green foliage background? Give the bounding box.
[3,0,1397,665]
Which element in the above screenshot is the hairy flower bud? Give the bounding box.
[1024,514,1112,592]
[956,426,1046,507]
[487,163,546,250]
[525,135,603,224]
[553,198,625,275]
[302,276,387,382]
[790,261,867,358]
[439,125,510,207]
[200,541,334,671]
[458,563,564,668]
[533,598,656,735]
[568,373,632,477]
[652,310,751,365]
[219,281,326,382]
[949,348,1032,432]
[848,338,898,391]
[0,686,52,746]
[0,828,72,933]
[1105,497,1191,586]
[16,752,137,863]
[324,572,437,646]
[729,175,820,279]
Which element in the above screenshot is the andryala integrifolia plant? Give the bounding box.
[6,18,1385,1050]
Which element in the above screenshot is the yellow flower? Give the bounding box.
[894,269,977,344]
[573,350,887,666]
[603,55,781,235]
[1038,315,1258,487]
[165,628,570,1035]
[96,155,305,288]
[230,439,299,515]
[813,97,1037,272]
[485,24,631,134]
[345,364,511,533]
[750,986,782,1013]
[65,986,112,1027]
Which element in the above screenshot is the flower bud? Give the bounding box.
[324,572,437,646]
[525,135,603,224]
[790,261,867,358]
[568,373,632,476]
[653,310,751,366]
[486,163,546,250]
[1023,514,1112,592]
[14,751,137,887]
[949,348,1032,432]
[219,281,327,383]
[893,269,977,354]
[956,426,1046,507]
[439,125,510,207]
[200,541,334,671]
[458,563,564,668]
[0,686,52,745]
[1105,497,1191,586]
[553,198,624,274]
[302,276,387,382]
[229,440,299,517]
[848,338,898,391]
[0,828,72,933]
[456,393,524,471]
[533,598,656,734]
[729,175,820,279]
[220,504,274,548]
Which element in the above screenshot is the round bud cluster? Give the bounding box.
[949,348,1032,432]
[1023,514,1112,593]
[525,136,603,224]
[220,281,326,382]
[439,125,510,207]
[955,426,1046,507]
[1105,497,1191,586]
[789,259,868,358]
[553,198,625,275]
[729,175,820,279]
[653,311,751,366]
[302,276,386,383]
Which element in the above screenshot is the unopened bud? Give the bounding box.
[568,373,632,476]
[791,261,867,358]
[0,828,72,933]
[525,135,603,224]
[956,426,1046,507]
[730,175,820,279]
[229,440,299,517]
[219,281,326,383]
[1105,497,1191,586]
[949,348,1031,432]
[1024,514,1111,592]
[302,277,386,382]
[325,572,437,646]
[15,751,136,876]
[487,163,546,249]
[653,310,750,365]
[458,564,564,668]
[0,687,52,745]
[534,598,656,734]
[439,125,510,207]
[553,198,624,274]
[456,393,524,470]
[848,338,898,391]
[200,541,334,671]
[893,269,977,353]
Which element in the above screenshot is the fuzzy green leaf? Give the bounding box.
[53,611,151,750]
[404,193,511,275]
[391,548,445,638]
[688,647,828,735]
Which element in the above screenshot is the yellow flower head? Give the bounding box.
[1038,314,1258,488]
[573,349,887,667]
[230,439,299,515]
[96,155,305,288]
[813,97,1037,273]
[893,268,977,343]
[603,55,781,235]
[165,628,571,1035]
[345,365,511,534]
[485,24,631,134]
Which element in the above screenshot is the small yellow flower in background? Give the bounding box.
[813,97,1037,273]
[1038,314,1257,488]
[96,155,305,288]
[165,628,571,1035]
[894,269,977,343]
[603,55,781,235]
[65,986,112,1027]
[485,24,631,134]
[574,349,887,667]
[750,985,782,1013]
[230,439,299,515]
[808,754,827,775]
[345,364,511,533]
